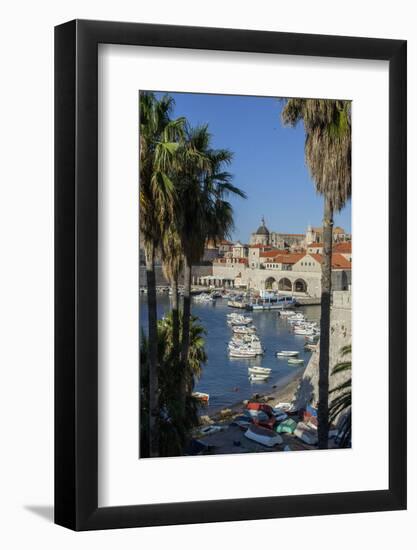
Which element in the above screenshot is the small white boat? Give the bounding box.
[275,402,294,412]
[276,350,299,358]
[249,373,269,382]
[232,325,256,334]
[229,348,258,358]
[248,366,271,375]
[194,293,214,303]
[288,358,304,365]
[279,310,296,317]
[244,425,283,447]
[192,392,209,403]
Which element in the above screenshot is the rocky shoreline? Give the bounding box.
[193,371,322,454]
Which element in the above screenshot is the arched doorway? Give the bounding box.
[293,279,307,293]
[278,277,292,291]
[265,277,277,290]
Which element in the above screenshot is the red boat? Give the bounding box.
[246,402,274,416]
[246,404,277,430]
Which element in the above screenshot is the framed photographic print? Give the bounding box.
[55,20,407,530]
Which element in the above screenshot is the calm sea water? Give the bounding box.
[139,295,321,412]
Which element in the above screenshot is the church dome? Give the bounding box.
[256,217,269,235]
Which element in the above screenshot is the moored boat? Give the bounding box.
[249,373,270,382]
[276,350,299,358]
[248,366,271,375]
[192,392,209,403]
[287,358,304,365]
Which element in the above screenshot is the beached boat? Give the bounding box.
[274,402,296,413]
[275,418,297,434]
[244,425,283,447]
[294,422,318,445]
[199,425,223,436]
[288,358,304,365]
[248,366,271,375]
[304,343,317,351]
[192,392,209,403]
[276,350,299,358]
[232,415,252,430]
[305,334,319,342]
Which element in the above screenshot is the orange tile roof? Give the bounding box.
[307,243,323,248]
[331,253,352,269]
[266,253,305,265]
[308,253,351,269]
[333,241,352,253]
[260,249,284,257]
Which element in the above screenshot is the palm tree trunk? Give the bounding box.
[318,196,333,449]
[145,243,159,458]
[180,257,192,415]
[171,277,180,362]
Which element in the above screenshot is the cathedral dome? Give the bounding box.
[256,217,269,235]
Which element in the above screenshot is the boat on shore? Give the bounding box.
[244,425,283,447]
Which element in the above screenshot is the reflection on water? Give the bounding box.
[139,295,320,412]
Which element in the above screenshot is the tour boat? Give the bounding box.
[192,392,209,403]
[248,366,271,375]
[288,358,304,365]
[276,350,299,358]
[244,425,283,447]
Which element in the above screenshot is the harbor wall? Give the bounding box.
[139,265,213,288]
[293,290,352,413]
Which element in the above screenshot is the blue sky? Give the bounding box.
[155,91,351,243]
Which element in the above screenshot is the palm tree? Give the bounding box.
[139,314,207,457]
[329,345,352,448]
[160,226,183,363]
[282,99,351,448]
[178,126,246,373]
[139,92,185,457]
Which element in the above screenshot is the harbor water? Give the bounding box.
[139,295,321,413]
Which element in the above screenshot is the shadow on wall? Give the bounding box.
[292,376,314,410]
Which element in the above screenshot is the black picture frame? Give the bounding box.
[55,19,407,531]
